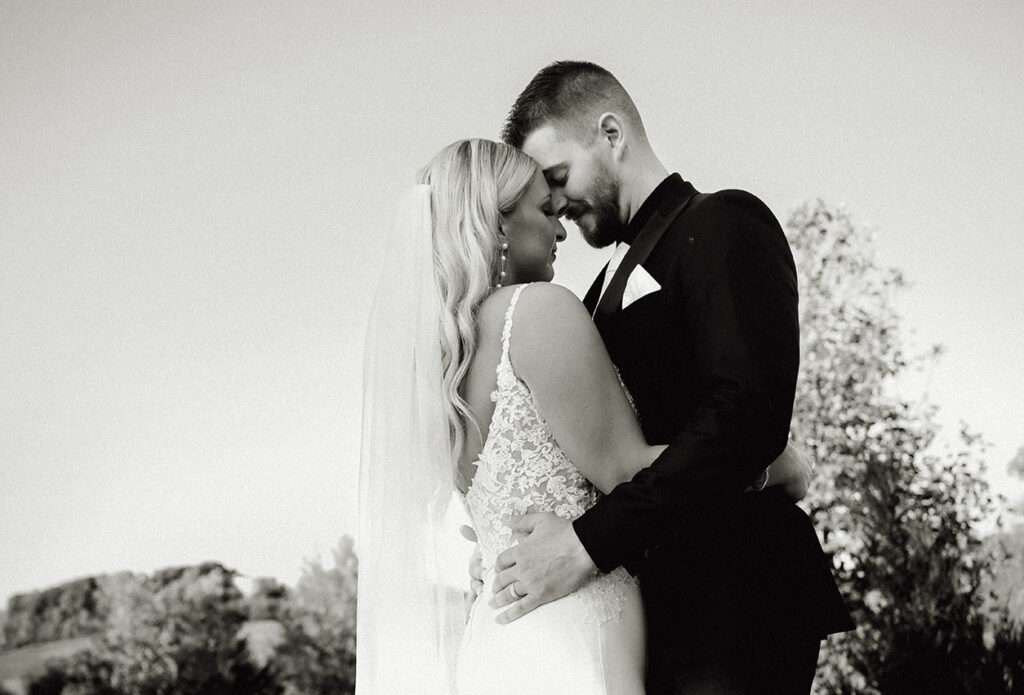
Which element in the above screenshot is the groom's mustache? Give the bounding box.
[563,203,590,223]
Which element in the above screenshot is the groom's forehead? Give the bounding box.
[521,123,578,168]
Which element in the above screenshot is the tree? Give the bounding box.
[246,577,290,622]
[3,576,109,648]
[57,564,281,695]
[1008,445,1024,479]
[785,200,1022,693]
[272,536,358,695]
[983,527,1024,624]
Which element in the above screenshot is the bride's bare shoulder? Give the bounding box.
[497,284,598,375]
[475,285,520,335]
[517,282,588,324]
[478,283,587,329]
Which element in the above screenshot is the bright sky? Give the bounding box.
[2,0,1022,603]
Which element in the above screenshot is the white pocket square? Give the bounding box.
[622,264,661,309]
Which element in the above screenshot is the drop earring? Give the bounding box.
[495,238,509,288]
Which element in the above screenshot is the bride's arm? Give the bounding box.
[511,283,811,500]
[510,283,665,494]
[759,442,813,501]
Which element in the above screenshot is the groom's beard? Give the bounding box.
[569,166,626,249]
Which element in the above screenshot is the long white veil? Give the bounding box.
[356,184,465,694]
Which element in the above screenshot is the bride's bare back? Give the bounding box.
[457,287,514,488]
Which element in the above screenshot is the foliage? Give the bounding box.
[246,578,291,622]
[7,548,362,695]
[786,200,1023,693]
[1009,445,1024,479]
[983,525,1024,623]
[26,660,79,695]
[48,563,281,695]
[271,536,358,695]
[3,576,113,648]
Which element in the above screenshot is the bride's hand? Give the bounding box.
[769,443,813,501]
[460,525,484,597]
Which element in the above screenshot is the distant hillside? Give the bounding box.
[1,562,235,651]
[0,541,355,694]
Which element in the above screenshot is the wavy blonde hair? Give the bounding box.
[416,139,538,490]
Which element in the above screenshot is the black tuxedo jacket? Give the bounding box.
[573,175,853,670]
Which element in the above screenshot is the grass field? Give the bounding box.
[0,635,94,679]
[0,635,94,693]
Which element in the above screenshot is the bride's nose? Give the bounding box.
[554,218,567,242]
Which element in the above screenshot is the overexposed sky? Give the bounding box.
[2,0,1022,602]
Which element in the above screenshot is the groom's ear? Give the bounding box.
[597,112,625,160]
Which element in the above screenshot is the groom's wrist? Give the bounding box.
[572,515,621,574]
[570,524,598,577]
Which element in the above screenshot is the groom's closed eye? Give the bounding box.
[543,166,568,187]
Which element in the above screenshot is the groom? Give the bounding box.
[488,61,853,694]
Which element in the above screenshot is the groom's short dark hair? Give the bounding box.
[501,61,644,148]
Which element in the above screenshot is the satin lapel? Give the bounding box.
[583,264,607,315]
[594,187,701,325]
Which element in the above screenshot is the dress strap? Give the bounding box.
[499,284,529,375]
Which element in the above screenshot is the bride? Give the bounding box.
[356,138,811,694]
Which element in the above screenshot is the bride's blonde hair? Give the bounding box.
[416,139,538,489]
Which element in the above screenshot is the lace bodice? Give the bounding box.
[463,284,634,623]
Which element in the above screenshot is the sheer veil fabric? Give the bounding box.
[356,185,465,694]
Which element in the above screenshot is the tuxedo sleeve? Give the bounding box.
[573,191,800,573]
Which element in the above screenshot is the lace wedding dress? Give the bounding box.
[457,285,646,695]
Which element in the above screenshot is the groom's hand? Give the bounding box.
[489,512,597,624]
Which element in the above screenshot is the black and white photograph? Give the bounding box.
[2,2,1022,693]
